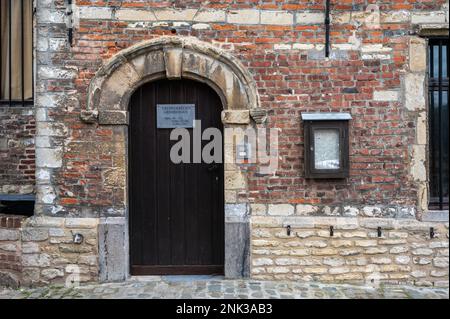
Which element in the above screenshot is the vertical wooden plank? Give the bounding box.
[141,82,158,265]
[196,80,213,265]
[184,80,200,265]
[170,80,186,265]
[155,80,172,265]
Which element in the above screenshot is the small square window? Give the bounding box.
[302,113,351,179]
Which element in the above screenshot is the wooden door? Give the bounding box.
[129,79,224,275]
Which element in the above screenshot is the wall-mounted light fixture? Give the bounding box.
[302,113,352,179]
[73,233,84,244]
[236,143,251,161]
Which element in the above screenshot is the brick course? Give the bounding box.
[0,108,35,194]
[32,1,448,215]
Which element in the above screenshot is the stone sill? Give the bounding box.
[422,210,449,222]
[416,24,449,37]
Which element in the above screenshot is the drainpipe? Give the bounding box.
[66,0,73,46]
[325,0,331,57]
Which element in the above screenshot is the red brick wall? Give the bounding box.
[0,107,35,195]
[32,0,448,215]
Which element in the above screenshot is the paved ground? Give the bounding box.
[0,276,448,299]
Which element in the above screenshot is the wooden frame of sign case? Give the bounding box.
[304,120,350,179]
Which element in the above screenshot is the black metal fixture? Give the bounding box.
[325,0,331,57]
[0,194,35,217]
[430,227,435,239]
[428,38,449,211]
[66,0,73,46]
[73,233,84,244]
[330,226,334,237]
[377,227,382,237]
[286,225,291,236]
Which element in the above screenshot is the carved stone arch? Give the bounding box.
[81,36,264,125]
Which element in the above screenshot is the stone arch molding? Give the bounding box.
[81,36,265,125]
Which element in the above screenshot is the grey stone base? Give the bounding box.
[98,208,251,281]
[224,203,251,278]
[225,221,250,278]
[98,217,128,282]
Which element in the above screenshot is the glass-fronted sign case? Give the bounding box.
[302,113,351,179]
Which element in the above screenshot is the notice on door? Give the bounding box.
[157,104,196,128]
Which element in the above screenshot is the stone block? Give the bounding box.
[0,271,20,289]
[323,257,345,267]
[116,9,156,21]
[41,268,64,280]
[411,11,446,24]
[373,90,399,101]
[260,11,293,25]
[295,204,319,215]
[390,246,409,254]
[153,9,197,21]
[164,48,183,79]
[365,247,388,254]
[225,222,250,278]
[98,220,127,282]
[22,254,51,267]
[303,267,327,274]
[35,148,62,168]
[253,258,273,266]
[409,37,427,72]
[412,248,433,256]
[225,203,248,223]
[404,73,426,111]
[21,228,49,242]
[250,204,267,216]
[0,229,19,241]
[225,170,246,190]
[370,257,392,264]
[381,10,411,23]
[194,10,226,23]
[65,218,99,229]
[268,204,294,216]
[76,6,113,20]
[98,111,128,125]
[433,257,449,268]
[22,242,40,254]
[355,240,378,247]
[227,9,260,24]
[221,110,250,124]
[296,12,324,24]
[289,249,310,256]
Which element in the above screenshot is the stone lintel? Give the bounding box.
[416,24,449,37]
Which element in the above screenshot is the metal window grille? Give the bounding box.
[0,0,33,107]
[428,38,449,210]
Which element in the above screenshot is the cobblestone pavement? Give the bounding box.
[0,276,448,299]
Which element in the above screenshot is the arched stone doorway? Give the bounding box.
[129,78,225,275]
[81,37,264,281]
